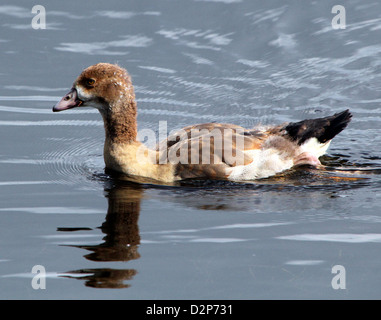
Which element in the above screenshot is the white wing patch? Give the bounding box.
[227,148,294,180]
[300,137,331,158]
[227,137,331,181]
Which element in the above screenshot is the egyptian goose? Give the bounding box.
[53,63,352,183]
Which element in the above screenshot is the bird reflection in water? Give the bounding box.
[57,162,369,289]
[59,177,143,289]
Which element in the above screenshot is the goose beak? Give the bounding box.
[53,88,83,112]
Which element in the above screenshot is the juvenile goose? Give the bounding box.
[53,63,352,183]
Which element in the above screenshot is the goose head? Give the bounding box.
[53,63,138,143]
[53,63,136,117]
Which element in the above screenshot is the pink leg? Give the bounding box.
[294,152,321,167]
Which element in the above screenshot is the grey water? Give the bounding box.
[1,0,381,299]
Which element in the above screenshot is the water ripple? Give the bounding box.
[55,35,153,55]
[157,28,233,51]
[0,120,101,126]
[0,207,103,214]
[0,105,96,115]
[41,137,103,186]
[285,260,324,266]
[0,95,61,101]
[138,66,177,74]
[4,85,69,92]
[277,233,381,243]
[0,181,52,186]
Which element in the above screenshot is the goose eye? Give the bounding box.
[86,78,95,87]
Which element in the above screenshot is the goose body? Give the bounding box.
[53,63,352,183]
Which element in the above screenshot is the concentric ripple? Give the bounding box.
[41,137,104,186]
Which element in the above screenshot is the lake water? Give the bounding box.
[1,0,381,300]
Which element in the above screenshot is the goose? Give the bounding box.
[53,63,352,183]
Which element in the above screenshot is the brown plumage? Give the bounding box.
[53,63,352,183]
